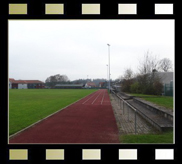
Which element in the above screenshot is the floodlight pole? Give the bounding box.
[107,44,111,92]
[106,64,108,88]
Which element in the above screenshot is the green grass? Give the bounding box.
[120,130,173,143]
[129,93,173,109]
[9,89,97,135]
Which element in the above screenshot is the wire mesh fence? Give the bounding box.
[163,81,173,96]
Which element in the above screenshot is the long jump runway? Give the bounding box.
[9,89,119,143]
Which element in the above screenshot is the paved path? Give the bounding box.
[9,89,119,144]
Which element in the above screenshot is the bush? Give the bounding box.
[130,82,141,93]
[153,81,163,95]
[121,79,134,92]
[122,73,163,95]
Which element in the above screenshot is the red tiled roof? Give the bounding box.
[86,82,96,87]
[99,82,105,87]
[9,79,44,84]
[9,78,16,83]
[14,80,27,84]
[22,80,44,84]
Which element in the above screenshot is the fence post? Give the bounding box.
[164,84,166,96]
[128,106,129,121]
[120,99,121,109]
[135,110,137,134]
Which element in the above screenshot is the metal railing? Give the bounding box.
[111,90,138,134]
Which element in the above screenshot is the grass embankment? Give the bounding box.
[9,89,97,135]
[129,93,173,109]
[120,131,173,143]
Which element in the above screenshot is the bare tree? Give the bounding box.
[117,75,124,82]
[45,74,70,88]
[138,50,159,74]
[132,51,163,94]
[121,68,135,92]
[159,58,173,72]
[45,74,69,83]
[124,68,134,80]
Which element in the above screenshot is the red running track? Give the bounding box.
[9,89,119,143]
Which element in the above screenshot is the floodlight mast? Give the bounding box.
[106,64,108,88]
[107,44,111,92]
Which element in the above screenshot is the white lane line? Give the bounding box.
[82,91,98,104]
[101,91,106,105]
[91,90,103,104]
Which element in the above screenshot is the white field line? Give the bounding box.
[9,90,98,140]
[82,91,98,104]
[91,90,103,104]
[101,91,106,105]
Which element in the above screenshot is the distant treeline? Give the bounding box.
[45,74,109,88]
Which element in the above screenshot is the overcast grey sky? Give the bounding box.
[9,20,174,82]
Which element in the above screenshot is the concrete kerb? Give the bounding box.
[9,90,99,140]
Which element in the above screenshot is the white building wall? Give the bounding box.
[18,84,27,89]
[9,81,12,89]
[85,83,91,88]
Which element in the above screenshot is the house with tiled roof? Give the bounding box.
[85,82,96,88]
[15,80,28,89]
[99,82,107,88]
[9,78,45,89]
[9,78,16,89]
[24,80,45,89]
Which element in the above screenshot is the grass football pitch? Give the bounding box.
[9,89,97,136]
